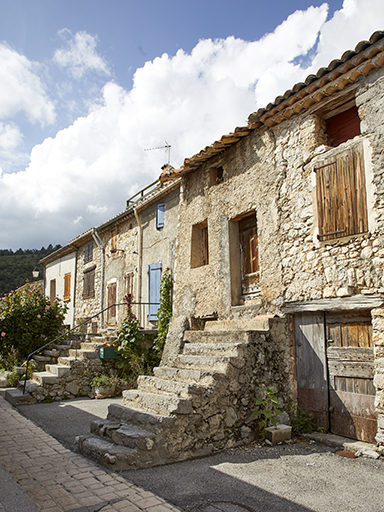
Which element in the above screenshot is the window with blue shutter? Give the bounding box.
[156,203,165,229]
[148,262,161,321]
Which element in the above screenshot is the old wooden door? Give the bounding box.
[239,215,259,296]
[295,311,376,442]
[107,283,117,325]
[326,311,376,443]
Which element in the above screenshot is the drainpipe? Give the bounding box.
[92,228,105,330]
[72,250,77,329]
[134,206,143,325]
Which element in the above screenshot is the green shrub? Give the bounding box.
[152,268,173,364]
[287,398,315,434]
[251,386,283,439]
[0,283,68,362]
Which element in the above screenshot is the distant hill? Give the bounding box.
[0,245,61,297]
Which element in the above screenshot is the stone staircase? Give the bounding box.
[76,316,289,471]
[5,333,116,406]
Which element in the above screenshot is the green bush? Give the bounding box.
[251,386,283,439]
[0,283,68,364]
[287,398,315,434]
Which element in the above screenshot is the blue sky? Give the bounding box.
[0,0,382,249]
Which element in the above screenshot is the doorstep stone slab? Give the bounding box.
[4,388,36,406]
[265,424,292,444]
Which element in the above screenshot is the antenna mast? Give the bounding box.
[144,141,171,164]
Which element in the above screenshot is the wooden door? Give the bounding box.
[295,312,329,430]
[239,215,259,296]
[107,283,117,325]
[326,312,376,443]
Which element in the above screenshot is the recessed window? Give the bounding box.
[210,166,224,186]
[84,243,93,263]
[315,143,368,241]
[49,279,56,303]
[326,106,361,147]
[124,272,134,298]
[156,203,165,229]
[191,220,209,268]
[83,267,95,298]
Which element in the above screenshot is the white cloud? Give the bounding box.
[0,43,55,125]
[53,29,110,79]
[0,123,22,151]
[1,0,383,249]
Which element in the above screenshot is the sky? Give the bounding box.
[0,0,383,250]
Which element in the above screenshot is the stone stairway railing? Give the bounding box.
[75,316,290,471]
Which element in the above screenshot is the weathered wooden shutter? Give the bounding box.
[148,262,161,321]
[64,273,71,301]
[50,279,56,303]
[107,283,117,324]
[316,143,367,240]
[124,272,134,298]
[156,204,165,229]
[326,106,361,147]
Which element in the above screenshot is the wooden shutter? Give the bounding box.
[326,106,361,147]
[64,273,71,301]
[148,262,161,321]
[84,243,93,263]
[50,279,56,303]
[156,204,165,229]
[107,283,117,324]
[83,269,95,298]
[316,144,367,240]
[124,272,134,298]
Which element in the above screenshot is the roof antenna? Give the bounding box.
[144,141,171,164]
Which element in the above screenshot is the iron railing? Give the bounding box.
[22,301,159,394]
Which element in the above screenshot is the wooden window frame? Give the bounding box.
[315,143,368,241]
[84,243,93,263]
[191,220,209,268]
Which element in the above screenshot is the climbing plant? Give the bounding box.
[152,268,173,363]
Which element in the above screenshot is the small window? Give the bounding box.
[191,220,209,268]
[111,229,117,252]
[210,166,224,186]
[49,279,56,303]
[124,272,134,298]
[64,273,71,301]
[156,203,165,229]
[148,262,161,321]
[315,143,368,241]
[326,106,361,147]
[84,243,93,263]
[83,267,95,298]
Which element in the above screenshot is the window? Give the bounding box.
[83,267,95,298]
[64,273,71,301]
[239,215,259,276]
[315,143,368,241]
[326,106,361,147]
[156,203,165,229]
[124,272,134,298]
[191,220,209,268]
[107,283,117,325]
[148,262,161,321]
[111,229,118,252]
[49,279,56,303]
[84,243,93,263]
[209,166,224,186]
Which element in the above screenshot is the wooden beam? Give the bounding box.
[282,295,384,313]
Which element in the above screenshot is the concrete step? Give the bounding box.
[5,388,37,406]
[204,316,271,332]
[183,342,248,357]
[137,375,208,398]
[107,403,176,429]
[68,349,99,359]
[122,389,193,416]
[169,354,236,372]
[45,364,71,377]
[153,366,217,385]
[91,419,155,449]
[183,330,250,344]
[31,371,59,385]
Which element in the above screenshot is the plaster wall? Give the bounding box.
[44,251,76,327]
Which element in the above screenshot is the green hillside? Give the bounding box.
[0,245,61,297]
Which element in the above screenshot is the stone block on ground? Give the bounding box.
[265,424,292,444]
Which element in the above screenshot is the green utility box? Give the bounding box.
[99,347,117,359]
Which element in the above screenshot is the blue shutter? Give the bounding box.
[156,203,165,229]
[148,262,161,321]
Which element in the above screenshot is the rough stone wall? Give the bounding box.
[74,237,103,331]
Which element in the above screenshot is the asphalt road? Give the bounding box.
[14,396,384,512]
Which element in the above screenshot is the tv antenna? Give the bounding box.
[144,141,171,164]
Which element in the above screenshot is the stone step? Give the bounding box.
[122,389,193,416]
[68,349,100,359]
[183,330,250,344]
[168,354,236,373]
[183,342,248,357]
[43,349,60,357]
[75,435,137,471]
[45,364,71,377]
[79,342,103,352]
[91,419,155,449]
[107,403,176,429]
[31,371,59,385]
[5,388,37,406]
[32,355,52,363]
[137,375,208,398]
[153,366,218,385]
[58,356,77,365]
[204,316,271,332]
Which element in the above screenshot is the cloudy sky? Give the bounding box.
[0,0,383,250]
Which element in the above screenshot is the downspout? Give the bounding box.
[92,228,105,330]
[134,206,143,326]
[72,250,77,328]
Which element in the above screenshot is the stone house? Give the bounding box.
[159,31,384,445]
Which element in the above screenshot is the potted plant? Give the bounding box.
[90,374,116,399]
